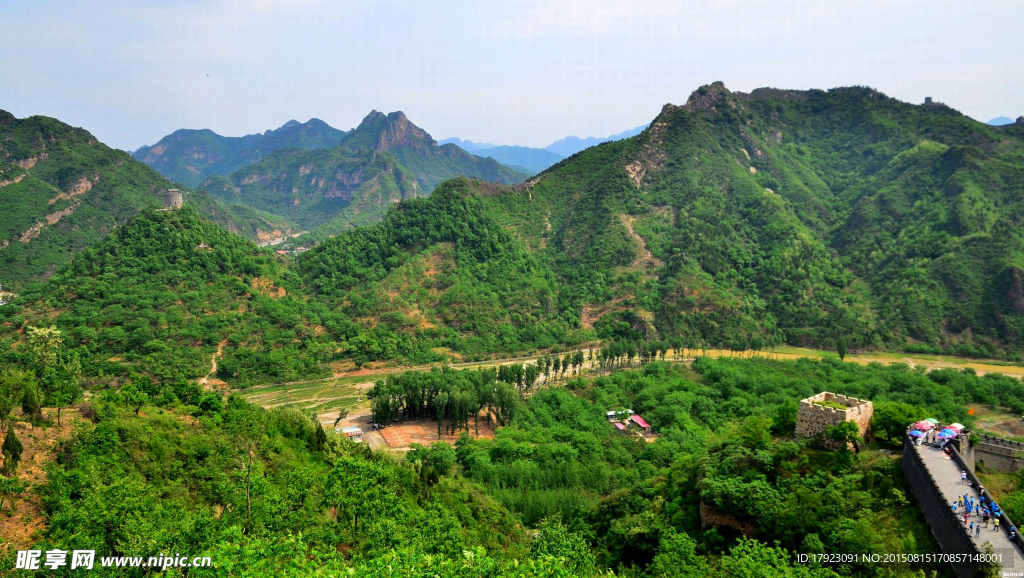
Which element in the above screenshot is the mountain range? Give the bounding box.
[132,118,349,187]
[200,111,527,239]
[989,116,1018,126]
[3,82,1024,379]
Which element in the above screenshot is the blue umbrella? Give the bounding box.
[909,429,926,437]
[937,428,958,439]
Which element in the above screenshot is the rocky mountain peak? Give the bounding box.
[683,81,732,113]
[353,110,435,152]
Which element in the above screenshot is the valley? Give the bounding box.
[3,82,1024,578]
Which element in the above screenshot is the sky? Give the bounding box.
[1,0,1021,151]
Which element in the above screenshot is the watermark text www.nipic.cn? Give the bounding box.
[15,550,213,571]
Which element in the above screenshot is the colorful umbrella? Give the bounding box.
[937,429,959,439]
[949,423,966,431]
[913,421,935,431]
[909,430,926,437]
[925,418,940,425]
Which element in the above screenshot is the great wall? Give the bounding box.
[902,430,1024,577]
[792,393,1024,577]
[795,392,873,448]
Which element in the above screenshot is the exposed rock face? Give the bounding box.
[1008,266,1024,312]
[683,81,729,113]
[356,110,436,152]
[699,500,756,538]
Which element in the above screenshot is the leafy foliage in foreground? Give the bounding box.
[15,358,951,576]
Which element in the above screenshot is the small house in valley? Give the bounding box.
[629,415,651,434]
[338,426,364,442]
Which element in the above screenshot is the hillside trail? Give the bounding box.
[619,214,663,272]
[199,339,228,387]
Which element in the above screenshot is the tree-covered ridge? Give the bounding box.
[0,111,312,288]
[483,83,1024,359]
[0,206,339,383]
[0,189,586,387]
[298,178,585,356]
[0,110,171,285]
[133,118,350,187]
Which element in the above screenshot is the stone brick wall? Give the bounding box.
[902,436,980,578]
[975,433,1024,473]
[795,392,873,449]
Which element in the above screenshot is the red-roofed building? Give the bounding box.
[614,422,627,431]
[629,415,651,434]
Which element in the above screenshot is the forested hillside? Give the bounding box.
[133,118,349,187]
[0,186,582,386]
[11,349,1022,575]
[297,178,582,356]
[483,83,1024,359]
[0,206,341,384]
[0,110,170,285]
[0,111,306,288]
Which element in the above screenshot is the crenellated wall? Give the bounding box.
[974,433,1024,473]
[795,392,873,449]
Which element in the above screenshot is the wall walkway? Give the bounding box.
[904,437,1024,577]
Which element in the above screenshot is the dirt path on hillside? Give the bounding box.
[619,214,663,272]
[200,339,228,387]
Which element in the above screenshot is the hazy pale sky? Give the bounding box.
[1,0,1021,151]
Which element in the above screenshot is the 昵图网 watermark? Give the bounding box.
[15,550,212,571]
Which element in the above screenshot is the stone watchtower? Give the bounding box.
[795,392,873,449]
[163,188,183,210]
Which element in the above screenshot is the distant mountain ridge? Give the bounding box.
[133,118,349,186]
[439,123,650,175]
[207,110,527,238]
[542,124,648,157]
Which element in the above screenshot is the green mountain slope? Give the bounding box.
[0,183,579,386]
[0,206,335,382]
[133,118,349,187]
[0,110,171,286]
[0,111,301,287]
[215,111,528,237]
[297,178,580,355]
[481,83,1024,357]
